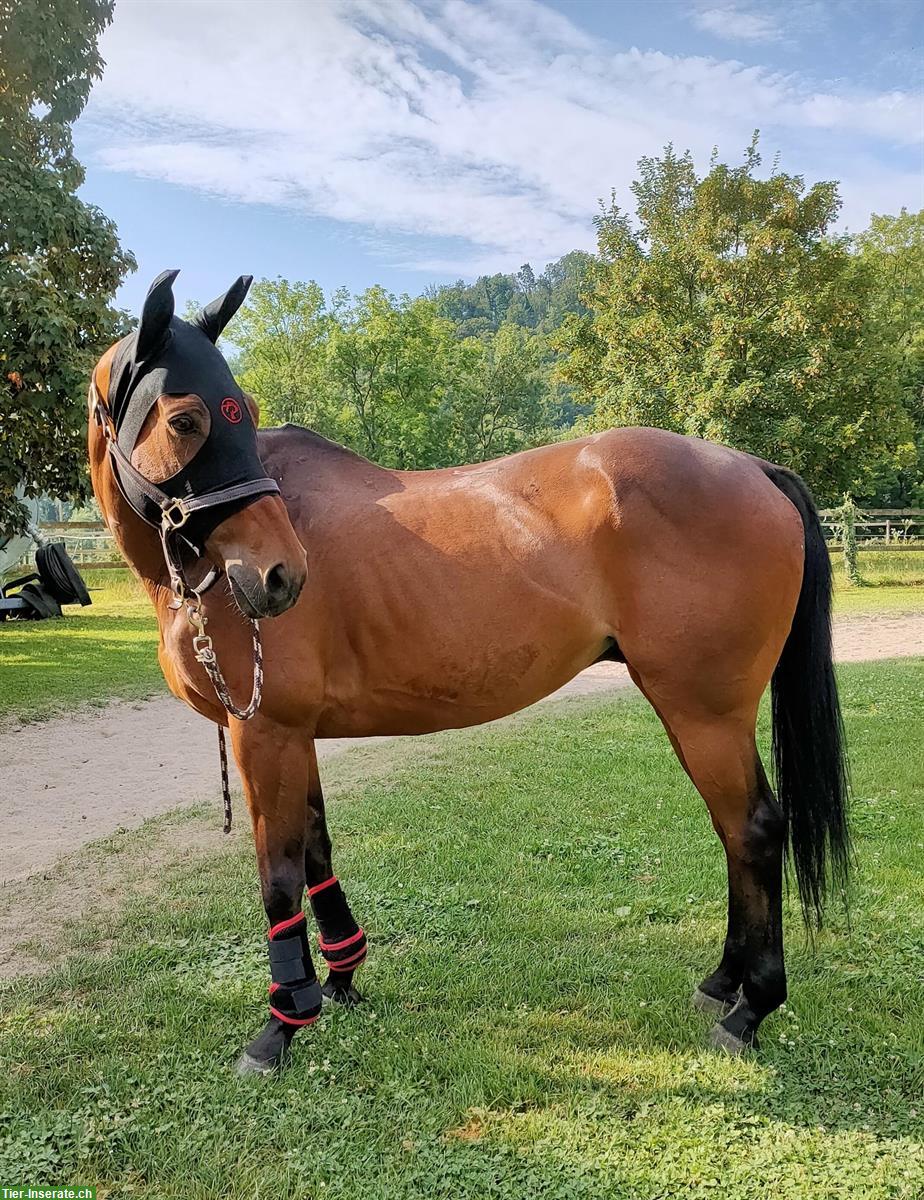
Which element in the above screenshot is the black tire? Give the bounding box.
[36,543,91,607]
[17,581,63,619]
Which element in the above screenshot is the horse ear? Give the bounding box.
[192,275,253,344]
[136,269,179,360]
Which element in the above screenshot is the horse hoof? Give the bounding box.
[322,979,364,1008]
[235,1017,293,1076]
[709,1023,750,1057]
[693,987,736,1017]
[234,1050,281,1077]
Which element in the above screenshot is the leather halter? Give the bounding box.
[89,375,280,602]
[91,372,271,834]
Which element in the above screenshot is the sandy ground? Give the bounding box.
[1,612,921,888]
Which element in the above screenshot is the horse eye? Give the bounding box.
[170,414,196,435]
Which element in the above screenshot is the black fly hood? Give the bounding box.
[94,269,280,598]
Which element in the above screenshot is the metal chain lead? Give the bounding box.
[185,600,265,833]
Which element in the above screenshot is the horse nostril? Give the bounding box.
[264,562,289,598]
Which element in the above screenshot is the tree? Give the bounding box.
[853,209,924,504]
[533,251,593,334]
[449,325,549,461]
[233,280,556,469]
[236,283,460,468]
[429,252,592,337]
[232,278,338,436]
[556,138,916,503]
[0,0,136,536]
[326,288,457,468]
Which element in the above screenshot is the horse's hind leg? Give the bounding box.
[695,753,786,1050]
[304,743,367,1006]
[230,720,322,1075]
[651,705,787,1053]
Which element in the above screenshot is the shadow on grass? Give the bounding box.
[3,915,919,1198]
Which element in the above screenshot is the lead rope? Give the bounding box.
[217,725,232,835]
[185,598,265,833]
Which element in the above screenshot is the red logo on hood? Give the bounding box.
[221,397,243,424]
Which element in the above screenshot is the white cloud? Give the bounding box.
[691,6,781,43]
[80,0,922,275]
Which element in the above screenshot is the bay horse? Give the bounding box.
[89,271,849,1075]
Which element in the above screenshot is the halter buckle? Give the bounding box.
[186,600,207,634]
[193,632,215,662]
[162,499,190,530]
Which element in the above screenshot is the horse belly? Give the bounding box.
[313,584,607,738]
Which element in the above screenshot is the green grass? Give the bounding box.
[832,548,924,590]
[833,585,924,615]
[1,659,922,1198]
[0,569,162,724]
[830,544,924,614]
[831,548,924,614]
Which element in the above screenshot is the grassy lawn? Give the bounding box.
[833,584,924,615]
[831,548,924,590]
[1,659,922,1198]
[0,570,162,725]
[831,548,924,614]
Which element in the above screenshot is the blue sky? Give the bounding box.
[75,0,923,314]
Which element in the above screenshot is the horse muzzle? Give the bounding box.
[226,560,305,619]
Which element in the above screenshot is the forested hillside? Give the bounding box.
[427,251,593,337]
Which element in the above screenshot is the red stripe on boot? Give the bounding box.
[269,1005,319,1027]
[307,876,339,898]
[324,946,367,971]
[318,927,365,953]
[268,912,306,939]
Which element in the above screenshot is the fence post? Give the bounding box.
[838,494,862,586]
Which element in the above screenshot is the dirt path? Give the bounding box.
[1,613,921,888]
[832,611,924,661]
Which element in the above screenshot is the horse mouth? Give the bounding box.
[227,576,264,619]
[226,565,303,619]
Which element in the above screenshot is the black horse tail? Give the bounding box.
[763,465,851,926]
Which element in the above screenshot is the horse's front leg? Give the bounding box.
[304,742,367,1007]
[231,717,321,1076]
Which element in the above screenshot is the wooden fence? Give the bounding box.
[10,508,923,573]
[819,509,924,553]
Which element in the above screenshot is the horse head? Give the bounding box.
[93,270,306,618]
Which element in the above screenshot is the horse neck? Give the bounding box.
[88,415,171,601]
